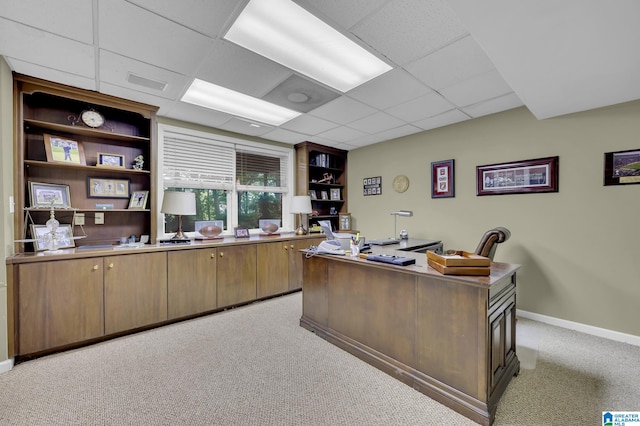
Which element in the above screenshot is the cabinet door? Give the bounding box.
[257,241,289,298]
[489,293,517,390]
[288,238,323,290]
[18,258,104,355]
[168,248,217,320]
[104,252,167,334]
[217,245,257,307]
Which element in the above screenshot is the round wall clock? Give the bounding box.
[80,109,105,128]
[392,175,410,193]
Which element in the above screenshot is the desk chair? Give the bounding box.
[474,227,511,261]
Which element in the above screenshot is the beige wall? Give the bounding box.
[0,57,14,362]
[348,102,640,337]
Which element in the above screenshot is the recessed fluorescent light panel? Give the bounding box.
[224,0,392,93]
[181,79,301,126]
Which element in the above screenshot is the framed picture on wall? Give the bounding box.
[476,156,559,196]
[431,160,454,198]
[603,148,640,186]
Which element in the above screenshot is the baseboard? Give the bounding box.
[517,309,640,347]
[0,358,14,374]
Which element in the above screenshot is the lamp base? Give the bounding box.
[170,230,190,240]
[295,225,308,235]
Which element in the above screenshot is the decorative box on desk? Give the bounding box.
[426,250,491,276]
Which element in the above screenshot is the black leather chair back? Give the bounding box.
[474,227,511,260]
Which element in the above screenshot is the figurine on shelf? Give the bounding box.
[317,173,334,184]
[133,155,144,170]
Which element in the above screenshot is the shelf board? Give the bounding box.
[24,119,150,143]
[309,182,343,188]
[312,199,344,203]
[25,207,149,213]
[25,160,150,174]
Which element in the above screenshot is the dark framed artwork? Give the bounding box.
[97,152,125,168]
[234,227,250,238]
[477,156,559,196]
[604,149,640,186]
[431,159,454,198]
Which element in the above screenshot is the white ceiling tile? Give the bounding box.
[348,112,406,134]
[6,58,96,91]
[462,93,524,118]
[99,82,174,114]
[164,102,234,128]
[439,69,513,108]
[386,92,455,122]
[218,117,275,136]
[348,124,423,148]
[412,109,469,131]
[99,1,214,75]
[347,69,431,110]
[261,128,309,145]
[295,0,389,30]
[405,35,497,90]
[309,96,377,124]
[0,0,93,43]
[195,40,292,97]
[126,0,241,38]
[317,126,368,143]
[353,0,467,65]
[281,114,339,135]
[99,51,190,100]
[0,19,95,78]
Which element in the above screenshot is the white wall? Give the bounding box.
[348,103,640,337]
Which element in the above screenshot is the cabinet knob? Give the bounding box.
[290,244,295,249]
[211,253,215,259]
[219,252,224,257]
[93,265,99,271]
[284,245,288,250]
[108,263,114,269]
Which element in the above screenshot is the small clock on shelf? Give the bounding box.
[69,108,106,129]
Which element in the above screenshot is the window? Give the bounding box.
[159,125,294,236]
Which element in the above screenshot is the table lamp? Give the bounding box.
[161,190,196,240]
[290,195,312,235]
[390,210,413,239]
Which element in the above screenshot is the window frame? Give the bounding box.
[157,124,295,238]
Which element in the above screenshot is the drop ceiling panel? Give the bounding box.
[412,109,469,131]
[99,51,189,100]
[347,69,431,110]
[405,35,497,90]
[262,127,309,144]
[386,92,454,122]
[99,1,214,75]
[296,0,389,30]
[6,58,96,92]
[309,97,377,125]
[317,126,368,143]
[350,124,423,147]
[164,102,233,129]
[348,112,406,134]
[462,93,523,119]
[126,0,242,38]
[439,69,512,108]
[0,19,95,78]
[281,114,339,135]
[218,117,275,136]
[99,82,175,114]
[0,0,93,43]
[195,40,292,98]
[352,0,467,65]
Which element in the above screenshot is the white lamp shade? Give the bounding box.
[290,195,312,214]
[161,191,196,216]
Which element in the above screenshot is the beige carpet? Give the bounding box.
[0,292,638,425]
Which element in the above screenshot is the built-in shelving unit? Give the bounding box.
[295,141,348,232]
[13,74,158,252]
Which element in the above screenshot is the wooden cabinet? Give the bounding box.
[13,74,158,252]
[489,287,517,392]
[104,252,167,334]
[217,244,257,307]
[167,247,217,320]
[295,142,348,232]
[16,258,104,354]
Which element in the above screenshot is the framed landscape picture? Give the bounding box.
[28,182,72,208]
[476,156,559,196]
[604,148,640,186]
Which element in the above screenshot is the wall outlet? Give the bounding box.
[75,213,85,226]
[95,212,104,225]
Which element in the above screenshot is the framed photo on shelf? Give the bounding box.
[320,190,329,200]
[431,159,455,198]
[330,188,341,200]
[476,156,559,196]
[30,224,75,251]
[603,148,640,186]
[43,134,86,165]
[234,227,250,238]
[87,177,130,198]
[339,213,351,231]
[28,181,72,208]
[97,152,125,168]
[128,190,149,209]
[309,190,317,200]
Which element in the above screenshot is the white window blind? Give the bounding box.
[236,147,288,192]
[163,131,234,190]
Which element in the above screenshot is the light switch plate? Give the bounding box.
[95,212,104,224]
[75,213,85,225]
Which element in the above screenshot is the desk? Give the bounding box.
[300,249,520,426]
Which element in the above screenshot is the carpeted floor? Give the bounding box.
[0,292,638,425]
